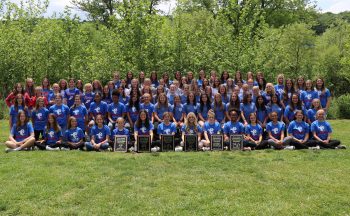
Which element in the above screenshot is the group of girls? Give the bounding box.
[4,70,344,152]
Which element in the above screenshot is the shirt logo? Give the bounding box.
[112,108,118,114]
[19,129,25,136]
[96,132,103,139]
[296,126,303,132]
[140,127,147,133]
[49,131,55,138]
[94,107,101,113]
[306,94,312,100]
[318,125,325,132]
[164,129,171,134]
[230,127,237,134]
[132,107,136,112]
[272,128,279,134]
[56,109,62,115]
[71,132,78,140]
[36,113,42,120]
[208,128,214,134]
[73,110,80,115]
[251,129,257,136]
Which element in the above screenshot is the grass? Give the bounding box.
[0,120,349,215]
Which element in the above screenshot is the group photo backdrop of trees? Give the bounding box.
[1,0,350,118]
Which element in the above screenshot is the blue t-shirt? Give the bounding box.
[266,121,285,140]
[311,120,332,141]
[134,122,154,135]
[111,128,130,140]
[49,104,70,127]
[307,108,318,123]
[157,122,177,134]
[154,103,173,120]
[203,121,222,137]
[140,103,155,119]
[287,120,310,140]
[167,94,175,105]
[300,90,318,109]
[10,105,28,126]
[119,96,130,106]
[173,104,185,121]
[223,121,245,135]
[43,126,62,145]
[274,84,284,96]
[82,92,95,110]
[11,122,34,142]
[89,101,108,118]
[256,108,267,124]
[181,124,203,134]
[197,104,211,120]
[267,104,283,120]
[184,103,198,115]
[64,127,85,142]
[32,107,49,130]
[317,89,331,108]
[240,102,257,121]
[180,95,187,104]
[245,124,263,141]
[212,103,226,123]
[126,105,139,123]
[42,88,53,99]
[284,105,307,122]
[70,105,88,131]
[91,125,111,143]
[64,88,80,108]
[261,92,272,105]
[108,102,125,121]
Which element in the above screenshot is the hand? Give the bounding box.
[323,140,329,144]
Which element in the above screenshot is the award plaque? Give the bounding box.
[230,135,243,150]
[137,135,151,153]
[184,134,198,151]
[161,135,175,152]
[114,135,128,152]
[211,134,224,151]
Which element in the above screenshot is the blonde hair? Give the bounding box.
[185,112,199,133]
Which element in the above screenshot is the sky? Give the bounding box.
[10,0,350,19]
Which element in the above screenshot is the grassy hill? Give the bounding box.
[0,120,349,215]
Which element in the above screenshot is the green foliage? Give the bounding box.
[337,94,350,119]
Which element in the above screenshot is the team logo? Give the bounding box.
[306,94,312,100]
[296,126,303,132]
[96,132,103,139]
[251,129,257,136]
[48,131,55,138]
[272,128,279,134]
[56,109,62,115]
[140,127,147,133]
[179,108,182,112]
[36,113,43,120]
[94,107,101,113]
[208,128,214,134]
[318,125,325,132]
[230,127,237,134]
[73,110,80,116]
[71,132,78,141]
[19,129,25,136]
[164,129,171,134]
[132,107,136,112]
[112,108,118,114]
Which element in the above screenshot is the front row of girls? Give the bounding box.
[5,107,344,152]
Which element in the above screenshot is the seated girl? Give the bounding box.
[64,116,85,150]
[244,113,268,150]
[111,117,131,149]
[284,110,312,150]
[203,110,222,148]
[181,112,204,150]
[134,109,155,150]
[5,110,35,152]
[85,114,111,151]
[266,112,286,150]
[35,113,62,151]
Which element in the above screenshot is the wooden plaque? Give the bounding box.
[137,135,151,153]
[161,135,175,152]
[211,134,224,151]
[184,134,198,151]
[114,135,128,152]
[230,135,243,150]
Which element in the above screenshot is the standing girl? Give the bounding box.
[31,97,49,141]
[49,94,70,131]
[70,95,88,132]
[315,78,331,112]
[197,94,212,127]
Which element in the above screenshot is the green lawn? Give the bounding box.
[0,120,349,215]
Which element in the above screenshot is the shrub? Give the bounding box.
[0,100,8,120]
[337,94,350,119]
[327,98,338,119]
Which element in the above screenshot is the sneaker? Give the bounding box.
[335,145,346,149]
[46,146,60,151]
[243,147,251,151]
[308,146,320,150]
[5,148,16,153]
[60,147,70,151]
[284,146,295,150]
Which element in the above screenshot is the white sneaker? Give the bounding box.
[151,147,158,152]
[284,146,295,150]
[60,147,70,151]
[243,147,251,151]
[309,146,320,150]
[46,146,60,151]
[335,145,346,149]
[5,148,16,153]
[175,146,183,152]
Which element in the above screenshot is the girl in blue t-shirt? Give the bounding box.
[36,113,63,150]
[49,93,70,131]
[89,92,108,124]
[315,78,331,112]
[126,94,140,129]
[203,110,222,148]
[244,113,268,150]
[225,92,241,121]
[300,80,318,110]
[184,92,198,116]
[70,95,88,132]
[284,93,307,125]
[310,109,343,149]
[267,93,283,122]
[240,93,256,126]
[280,78,295,109]
[64,116,85,150]
[82,83,95,110]
[9,94,28,128]
[218,85,229,104]
[64,78,80,108]
[198,93,212,127]
[85,114,111,151]
[307,98,322,124]
[181,112,204,149]
[285,110,311,149]
[266,111,286,149]
[32,97,49,140]
[134,110,155,147]
[155,112,180,148]
[255,95,268,129]
[212,93,226,125]
[172,95,185,128]
[5,110,35,152]
[111,117,130,141]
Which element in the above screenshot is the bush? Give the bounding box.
[327,98,338,119]
[0,100,8,120]
[337,94,350,119]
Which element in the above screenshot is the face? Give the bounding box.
[112,95,119,103]
[292,95,298,104]
[53,84,60,92]
[230,112,238,121]
[160,95,166,103]
[140,112,147,121]
[132,96,138,102]
[163,114,170,122]
[19,112,26,123]
[312,100,320,108]
[219,86,225,94]
[16,85,23,92]
[272,95,278,103]
[189,94,194,101]
[270,113,277,121]
[38,99,44,107]
[140,72,145,79]
[85,85,92,92]
[286,80,292,88]
[27,80,33,87]
[96,116,103,125]
[295,112,303,121]
[231,94,237,101]
[249,114,256,123]
[143,95,150,103]
[69,80,75,88]
[317,111,325,121]
[278,77,284,84]
[103,86,109,93]
[188,115,195,123]
[95,94,101,102]
[127,72,133,78]
[108,82,114,89]
[316,79,323,87]
[17,96,23,103]
[214,79,220,86]
[298,78,304,85]
[48,115,54,124]
[55,96,62,104]
[201,95,207,102]
[208,115,215,123]
[117,119,124,128]
[74,96,81,105]
[114,74,119,80]
[43,79,49,87]
[71,118,78,127]
[174,96,180,104]
[257,97,264,104]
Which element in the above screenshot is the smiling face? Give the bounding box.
[270,112,278,122]
[96,115,103,126]
[74,95,81,105]
[140,112,147,121]
[316,110,326,121]
[55,95,62,105]
[208,114,215,124]
[71,118,78,128]
[295,112,303,121]
[230,111,238,122]
[19,112,26,124]
[249,114,257,124]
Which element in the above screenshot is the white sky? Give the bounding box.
[9,0,350,19]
